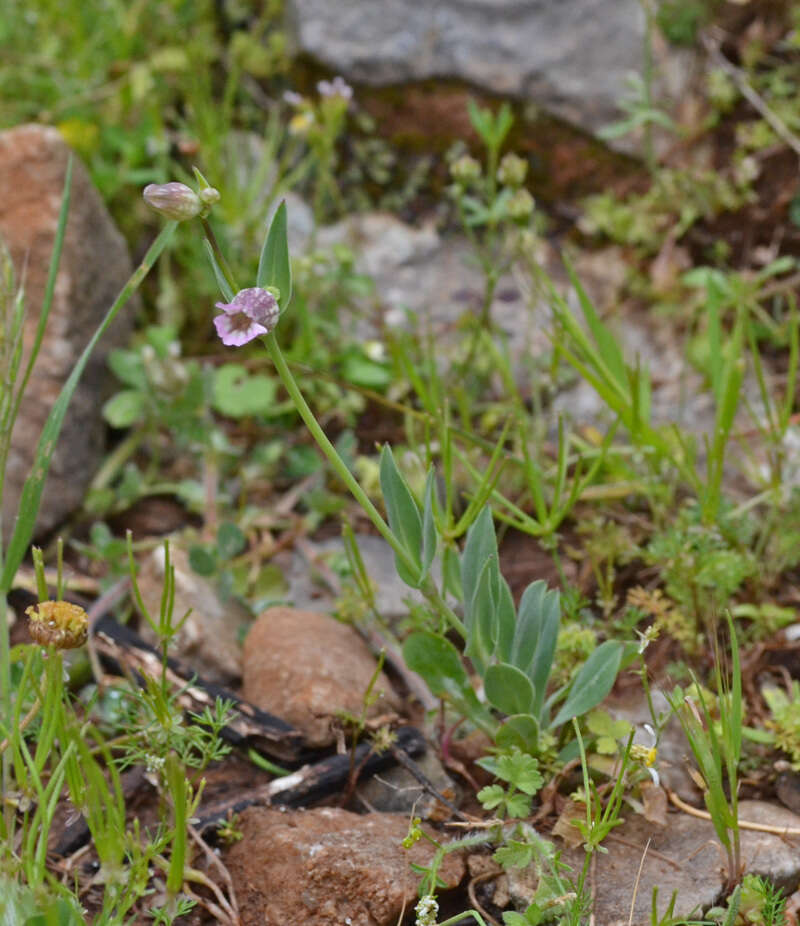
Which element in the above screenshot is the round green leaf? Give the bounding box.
[217,521,246,559]
[212,363,277,418]
[188,545,216,576]
[484,663,536,716]
[495,714,540,754]
[102,389,146,428]
[108,349,147,389]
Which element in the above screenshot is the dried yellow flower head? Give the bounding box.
[26,600,89,649]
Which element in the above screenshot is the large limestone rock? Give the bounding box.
[0,125,135,541]
[286,0,689,140]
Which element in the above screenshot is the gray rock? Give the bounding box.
[606,689,704,805]
[0,124,136,541]
[294,202,743,454]
[288,533,438,621]
[315,210,551,378]
[508,801,800,925]
[286,0,691,143]
[735,800,800,894]
[355,748,460,819]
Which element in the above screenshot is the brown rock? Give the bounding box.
[225,806,464,926]
[242,606,401,747]
[0,124,135,539]
[135,545,252,685]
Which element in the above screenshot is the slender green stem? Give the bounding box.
[640,0,657,175]
[88,428,146,493]
[200,218,238,293]
[266,334,401,552]
[0,221,178,594]
[0,594,10,839]
[437,912,489,925]
[265,334,466,636]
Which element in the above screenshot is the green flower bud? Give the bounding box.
[198,186,221,206]
[497,152,528,187]
[450,155,481,184]
[507,188,535,222]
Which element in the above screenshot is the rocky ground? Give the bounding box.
[5,2,800,923]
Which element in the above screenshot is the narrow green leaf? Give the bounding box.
[461,506,497,628]
[564,256,627,393]
[465,554,498,675]
[442,544,462,599]
[257,200,292,310]
[467,99,490,140]
[726,612,742,761]
[512,581,561,718]
[1,222,177,591]
[203,238,235,302]
[511,579,546,670]
[494,573,515,664]
[550,640,623,728]
[484,663,535,716]
[379,445,422,586]
[420,468,438,580]
[529,585,561,715]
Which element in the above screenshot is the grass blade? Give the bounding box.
[1,222,177,591]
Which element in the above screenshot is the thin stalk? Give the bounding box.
[0,595,10,839]
[265,334,465,636]
[200,218,238,294]
[640,0,657,175]
[88,428,146,493]
[4,159,73,475]
[0,220,178,593]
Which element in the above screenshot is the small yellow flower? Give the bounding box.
[289,111,315,136]
[26,600,89,650]
[631,744,657,767]
[631,723,660,786]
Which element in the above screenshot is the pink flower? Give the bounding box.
[214,287,279,346]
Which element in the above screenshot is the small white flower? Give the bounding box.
[364,340,385,362]
[415,895,439,926]
[317,76,353,101]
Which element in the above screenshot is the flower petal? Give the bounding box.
[215,288,279,334]
[213,313,268,346]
